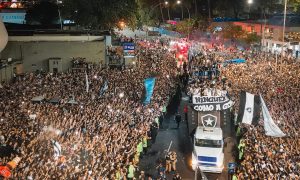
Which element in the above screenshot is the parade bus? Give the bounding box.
[188,93,234,173]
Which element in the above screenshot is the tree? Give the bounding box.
[244,33,261,44]
[175,18,196,36]
[211,0,243,18]
[257,0,284,15]
[136,0,161,27]
[26,1,59,25]
[222,24,246,39]
[62,0,139,30]
[289,0,300,12]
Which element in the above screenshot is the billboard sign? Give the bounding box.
[0,12,26,24]
[123,43,135,57]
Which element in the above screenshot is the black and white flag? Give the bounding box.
[237,91,261,125]
[260,94,285,137]
[52,140,62,158]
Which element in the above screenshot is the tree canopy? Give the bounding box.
[62,0,139,30]
[26,1,59,25]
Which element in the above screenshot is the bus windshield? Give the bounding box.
[195,138,222,148]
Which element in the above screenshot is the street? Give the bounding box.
[139,90,236,180]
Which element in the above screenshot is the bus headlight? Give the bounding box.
[192,154,197,165]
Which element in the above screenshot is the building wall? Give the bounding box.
[0,40,105,73]
[261,39,300,58]
[233,21,300,41]
[0,64,13,83]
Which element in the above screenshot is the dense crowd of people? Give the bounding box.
[1,33,300,179]
[223,58,300,179]
[0,39,178,179]
[188,43,300,179]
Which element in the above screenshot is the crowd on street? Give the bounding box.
[188,43,300,179]
[1,34,300,179]
[223,59,300,179]
[0,39,178,179]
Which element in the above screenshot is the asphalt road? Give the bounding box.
[139,91,236,180]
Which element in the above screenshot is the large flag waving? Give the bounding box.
[143,77,156,105]
[260,94,286,137]
[85,72,89,93]
[237,91,261,125]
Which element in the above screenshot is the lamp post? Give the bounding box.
[208,0,211,20]
[280,0,288,70]
[56,0,63,30]
[165,1,171,21]
[176,0,184,20]
[176,1,191,39]
[176,1,190,21]
[247,0,253,19]
[150,1,169,22]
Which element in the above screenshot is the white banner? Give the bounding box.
[260,94,286,137]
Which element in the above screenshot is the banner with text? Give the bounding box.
[192,95,234,112]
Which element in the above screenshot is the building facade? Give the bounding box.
[0,34,106,82]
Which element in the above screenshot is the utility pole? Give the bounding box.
[57,0,63,30]
[280,0,288,70]
[208,0,211,20]
[159,0,165,22]
[194,0,198,16]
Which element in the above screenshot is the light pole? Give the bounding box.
[176,1,191,39]
[150,2,169,23]
[247,0,253,19]
[56,0,63,30]
[176,0,184,20]
[165,1,171,21]
[176,1,190,20]
[280,0,288,70]
[208,0,211,20]
[261,8,266,51]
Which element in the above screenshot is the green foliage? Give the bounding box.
[244,33,261,44]
[214,0,242,18]
[222,24,246,39]
[221,24,261,44]
[62,0,139,30]
[136,0,159,27]
[26,1,59,25]
[194,16,209,31]
[290,0,300,12]
[175,18,196,35]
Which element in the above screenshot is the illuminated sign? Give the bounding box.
[123,43,135,57]
[0,13,26,24]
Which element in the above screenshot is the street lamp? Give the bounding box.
[176,0,184,20]
[165,1,171,20]
[150,2,170,22]
[280,0,288,70]
[56,0,63,30]
[247,0,253,19]
[119,21,125,29]
[175,1,191,39]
